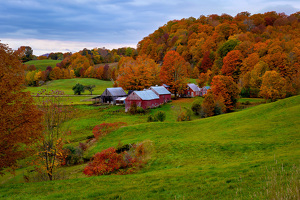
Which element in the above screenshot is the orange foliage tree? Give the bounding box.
[116,56,160,90]
[259,71,287,101]
[221,50,243,81]
[0,43,43,174]
[211,75,240,112]
[160,51,189,98]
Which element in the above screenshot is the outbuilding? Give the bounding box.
[200,86,211,96]
[183,83,201,97]
[150,86,171,104]
[95,87,127,104]
[125,90,160,112]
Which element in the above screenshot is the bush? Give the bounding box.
[63,146,84,166]
[136,106,146,114]
[191,99,202,115]
[147,115,156,122]
[84,140,152,176]
[177,107,192,121]
[154,111,166,122]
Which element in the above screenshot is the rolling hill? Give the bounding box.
[0,96,299,199]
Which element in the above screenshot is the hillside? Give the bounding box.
[0,95,299,199]
[24,60,61,71]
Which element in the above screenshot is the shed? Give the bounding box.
[98,87,127,104]
[125,90,159,112]
[150,86,171,104]
[200,86,211,96]
[183,83,201,97]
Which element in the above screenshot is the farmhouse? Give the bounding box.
[183,83,201,97]
[125,90,160,112]
[200,86,211,96]
[150,86,171,104]
[94,87,127,104]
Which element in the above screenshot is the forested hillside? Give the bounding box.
[137,11,300,97]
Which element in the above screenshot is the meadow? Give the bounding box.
[0,87,299,199]
[24,59,61,71]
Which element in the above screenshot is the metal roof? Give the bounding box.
[116,97,126,101]
[134,90,159,100]
[203,86,211,90]
[187,83,200,92]
[150,86,171,95]
[105,87,127,97]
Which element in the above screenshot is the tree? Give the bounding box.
[0,43,43,174]
[211,75,240,112]
[259,71,287,101]
[221,50,243,82]
[72,83,85,95]
[19,46,34,62]
[160,51,189,98]
[85,85,95,95]
[34,90,74,180]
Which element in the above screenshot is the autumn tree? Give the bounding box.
[259,71,287,101]
[34,90,74,180]
[160,51,189,98]
[0,43,43,174]
[211,75,240,112]
[116,56,160,90]
[221,50,243,81]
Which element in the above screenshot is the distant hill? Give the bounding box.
[24,59,61,71]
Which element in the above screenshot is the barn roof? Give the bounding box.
[134,90,159,100]
[203,86,211,90]
[150,86,171,95]
[187,83,200,92]
[104,87,127,97]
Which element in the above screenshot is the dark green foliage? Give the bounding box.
[72,83,85,95]
[64,146,84,166]
[217,39,239,58]
[147,115,156,122]
[116,143,132,153]
[129,103,146,115]
[154,111,166,122]
[191,99,202,115]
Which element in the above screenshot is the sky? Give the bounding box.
[1,0,299,55]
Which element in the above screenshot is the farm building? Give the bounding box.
[150,86,171,104]
[200,86,211,96]
[162,84,170,91]
[183,83,201,97]
[125,90,160,112]
[93,87,127,104]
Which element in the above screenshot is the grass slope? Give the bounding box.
[24,60,61,71]
[26,78,113,96]
[1,96,299,199]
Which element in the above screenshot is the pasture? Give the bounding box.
[0,93,299,199]
[24,59,61,71]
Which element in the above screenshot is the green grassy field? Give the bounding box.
[24,60,61,71]
[26,78,113,96]
[0,94,299,199]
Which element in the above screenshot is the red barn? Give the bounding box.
[183,83,201,97]
[150,86,171,104]
[125,90,160,112]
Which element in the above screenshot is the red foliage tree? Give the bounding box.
[0,43,43,174]
[221,50,243,82]
[211,75,240,112]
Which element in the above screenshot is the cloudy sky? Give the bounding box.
[1,0,299,55]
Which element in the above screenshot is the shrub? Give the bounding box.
[63,146,84,166]
[154,111,166,122]
[92,122,127,140]
[147,115,156,122]
[84,140,153,176]
[191,99,202,115]
[177,107,192,121]
[136,106,145,114]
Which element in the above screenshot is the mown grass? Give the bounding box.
[0,95,299,199]
[25,78,113,95]
[24,60,61,71]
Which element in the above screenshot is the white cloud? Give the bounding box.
[1,38,136,56]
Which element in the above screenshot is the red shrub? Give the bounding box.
[92,122,127,140]
[83,147,125,176]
